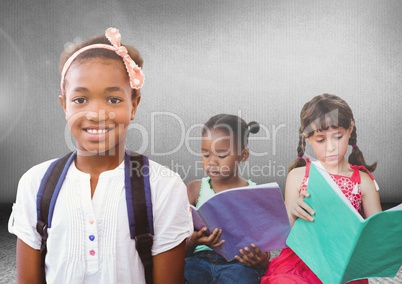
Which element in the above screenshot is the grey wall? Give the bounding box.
[1,0,402,204]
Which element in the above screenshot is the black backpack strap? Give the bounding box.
[125,152,154,284]
[36,152,74,283]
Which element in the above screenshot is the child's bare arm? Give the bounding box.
[360,172,382,218]
[285,168,315,226]
[186,180,201,206]
[153,240,186,284]
[16,238,42,284]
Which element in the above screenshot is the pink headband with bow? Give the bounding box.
[60,27,144,96]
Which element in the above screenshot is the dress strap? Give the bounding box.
[304,157,311,177]
[349,164,380,194]
[299,157,311,189]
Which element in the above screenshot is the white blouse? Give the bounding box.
[9,158,193,283]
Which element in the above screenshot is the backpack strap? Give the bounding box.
[36,151,154,284]
[36,152,75,283]
[125,151,154,284]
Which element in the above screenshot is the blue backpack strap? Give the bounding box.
[141,155,154,235]
[125,151,154,284]
[36,151,75,284]
[37,151,154,283]
[36,152,75,242]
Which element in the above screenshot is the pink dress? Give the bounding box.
[261,161,375,284]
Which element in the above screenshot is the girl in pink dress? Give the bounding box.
[261,94,382,284]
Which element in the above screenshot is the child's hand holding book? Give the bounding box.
[288,188,315,225]
[235,243,270,269]
[188,227,225,248]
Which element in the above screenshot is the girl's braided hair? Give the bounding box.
[288,94,377,173]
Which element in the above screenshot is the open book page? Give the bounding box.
[312,161,363,220]
[313,162,402,281]
[287,162,402,283]
[343,209,402,282]
[190,205,207,232]
[191,182,291,261]
[286,162,363,283]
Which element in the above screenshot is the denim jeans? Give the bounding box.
[185,250,265,284]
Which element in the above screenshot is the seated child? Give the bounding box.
[261,94,382,284]
[185,114,270,284]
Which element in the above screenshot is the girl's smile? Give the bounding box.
[59,59,140,155]
[83,126,112,141]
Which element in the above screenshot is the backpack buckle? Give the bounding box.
[36,221,48,239]
[36,221,48,252]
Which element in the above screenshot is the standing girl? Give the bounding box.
[261,94,382,284]
[9,28,192,284]
[185,114,270,284]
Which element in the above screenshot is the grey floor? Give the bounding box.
[0,204,17,283]
[0,204,401,283]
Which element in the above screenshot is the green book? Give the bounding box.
[286,161,402,284]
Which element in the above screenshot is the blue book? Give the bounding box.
[286,162,402,283]
[191,182,291,261]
